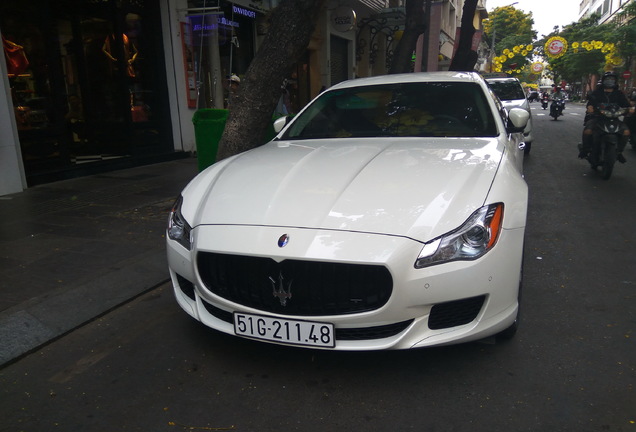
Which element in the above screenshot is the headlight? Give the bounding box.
[167,195,192,250]
[415,203,503,268]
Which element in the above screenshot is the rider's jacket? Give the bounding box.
[551,91,565,101]
[587,88,630,114]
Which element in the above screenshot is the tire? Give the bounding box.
[497,314,518,340]
[602,142,616,180]
[551,109,559,120]
[497,252,524,341]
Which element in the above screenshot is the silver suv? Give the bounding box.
[485,76,534,154]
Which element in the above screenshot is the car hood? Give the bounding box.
[185,138,503,242]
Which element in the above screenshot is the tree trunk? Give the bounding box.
[389,0,427,74]
[449,0,479,72]
[216,0,325,161]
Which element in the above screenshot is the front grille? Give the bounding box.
[201,299,412,341]
[197,252,393,316]
[428,295,486,330]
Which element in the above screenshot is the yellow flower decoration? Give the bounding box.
[513,46,521,53]
[503,48,510,55]
[508,52,514,58]
[594,41,603,49]
[572,42,579,49]
[611,56,624,66]
[526,44,533,51]
[545,36,568,59]
[582,41,589,48]
[522,50,528,56]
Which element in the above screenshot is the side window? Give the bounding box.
[488,88,508,127]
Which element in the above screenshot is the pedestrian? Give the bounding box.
[274,78,294,117]
[225,74,240,108]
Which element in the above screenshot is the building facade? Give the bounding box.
[579,0,633,21]
[1,0,470,195]
[578,0,635,91]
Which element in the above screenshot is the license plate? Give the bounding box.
[233,312,335,348]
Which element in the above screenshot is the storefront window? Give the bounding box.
[185,1,255,109]
[1,0,172,185]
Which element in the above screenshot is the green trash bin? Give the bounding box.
[192,109,229,171]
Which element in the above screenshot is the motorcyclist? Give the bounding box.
[550,85,565,117]
[578,71,633,163]
[551,85,565,101]
[539,91,549,109]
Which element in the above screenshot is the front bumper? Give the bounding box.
[167,225,524,350]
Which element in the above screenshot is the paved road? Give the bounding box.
[1,103,634,432]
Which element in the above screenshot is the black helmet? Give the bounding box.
[601,71,618,89]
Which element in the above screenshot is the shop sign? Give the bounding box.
[331,7,356,32]
[233,5,256,19]
[230,0,271,13]
[190,14,239,36]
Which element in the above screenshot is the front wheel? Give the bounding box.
[602,142,617,180]
[497,251,524,342]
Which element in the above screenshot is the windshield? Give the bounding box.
[281,82,498,140]
[486,80,526,101]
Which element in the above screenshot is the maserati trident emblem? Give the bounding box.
[270,272,292,306]
[277,234,289,248]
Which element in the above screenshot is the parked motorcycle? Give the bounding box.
[541,95,549,110]
[550,99,565,120]
[587,103,627,180]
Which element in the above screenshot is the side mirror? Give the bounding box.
[273,116,289,133]
[506,108,529,133]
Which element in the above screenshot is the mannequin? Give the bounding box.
[102,33,138,78]
[2,34,29,76]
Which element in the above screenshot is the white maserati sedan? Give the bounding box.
[167,72,529,350]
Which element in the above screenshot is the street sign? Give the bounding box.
[623,70,631,79]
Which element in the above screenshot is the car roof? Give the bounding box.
[328,72,487,90]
